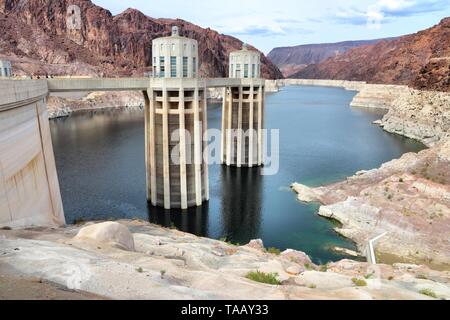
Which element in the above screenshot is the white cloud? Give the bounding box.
[335,0,450,28]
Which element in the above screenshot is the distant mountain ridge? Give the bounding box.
[0,0,283,79]
[291,18,450,92]
[268,38,396,77]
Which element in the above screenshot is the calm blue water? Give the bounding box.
[50,85,424,264]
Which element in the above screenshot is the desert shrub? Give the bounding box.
[266,247,281,255]
[245,271,281,285]
[304,263,313,271]
[352,277,367,287]
[419,289,437,299]
[319,264,328,272]
[364,273,374,279]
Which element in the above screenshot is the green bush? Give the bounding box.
[245,271,281,285]
[266,247,281,255]
[304,263,313,271]
[352,277,367,287]
[319,264,328,272]
[419,289,437,299]
[364,273,374,279]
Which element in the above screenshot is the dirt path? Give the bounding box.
[0,274,107,300]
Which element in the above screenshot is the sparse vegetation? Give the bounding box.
[1,226,12,230]
[266,247,281,255]
[352,277,367,287]
[399,178,404,183]
[289,257,300,263]
[364,273,374,279]
[308,284,317,289]
[245,271,281,285]
[136,267,143,273]
[220,237,241,246]
[169,222,178,230]
[304,263,313,271]
[73,218,85,225]
[160,270,166,279]
[388,276,394,281]
[319,264,328,272]
[419,289,437,299]
[416,274,428,280]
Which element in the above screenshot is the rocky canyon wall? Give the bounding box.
[291,18,450,92]
[0,0,283,79]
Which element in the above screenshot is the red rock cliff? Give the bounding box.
[291,18,450,92]
[0,0,283,79]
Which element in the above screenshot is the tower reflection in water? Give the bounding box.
[220,166,262,244]
[147,203,210,237]
[147,165,263,242]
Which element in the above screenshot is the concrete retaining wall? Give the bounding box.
[0,80,65,228]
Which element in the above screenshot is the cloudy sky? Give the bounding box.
[92,0,450,53]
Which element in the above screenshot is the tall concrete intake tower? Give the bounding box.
[221,44,265,167]
[0,60,12,77]
[145,26,209,210]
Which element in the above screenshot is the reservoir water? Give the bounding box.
[50,85,424,264]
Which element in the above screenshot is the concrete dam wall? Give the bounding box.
[0,80,65,228]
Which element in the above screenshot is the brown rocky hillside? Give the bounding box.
[0,0,283,79]
[292,18,450,92]
[268,38,395,77]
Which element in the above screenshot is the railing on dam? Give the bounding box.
[47,77,151,92]
[47,77,266,93]
[0,79,48,111]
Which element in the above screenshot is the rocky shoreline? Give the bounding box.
[287,79,450,270]
[47,89,229,119]
[1,220,449,300]
[47,91,146,119]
